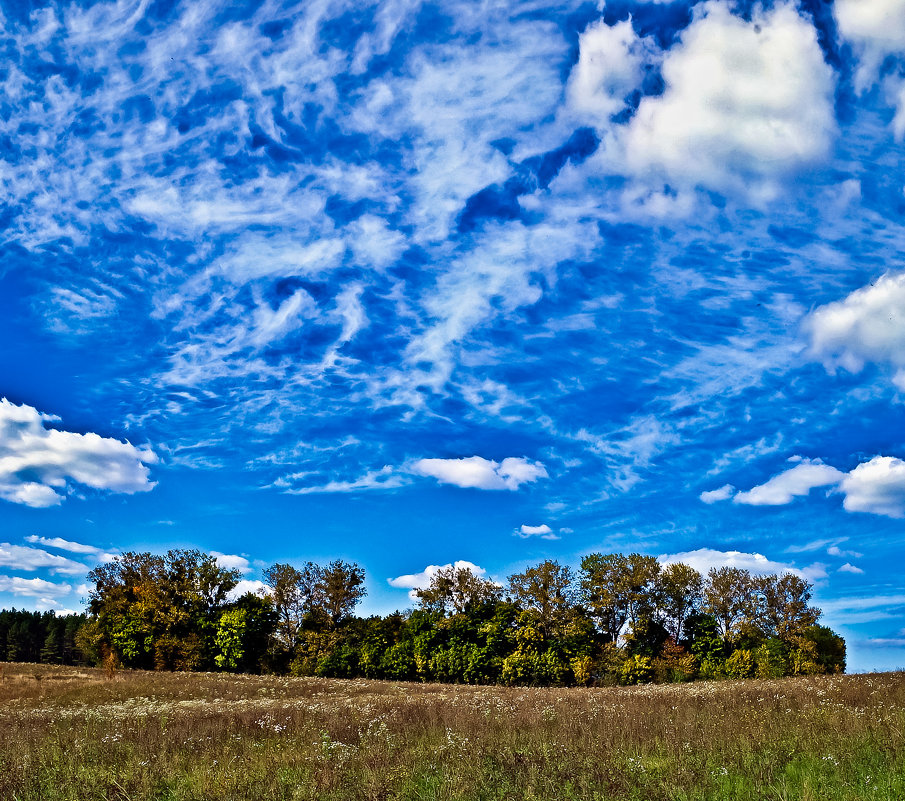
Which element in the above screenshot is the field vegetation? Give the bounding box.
[0,663,902,800]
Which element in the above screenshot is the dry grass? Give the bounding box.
[0,663,903,800]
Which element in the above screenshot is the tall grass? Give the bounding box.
[0,663,902,800]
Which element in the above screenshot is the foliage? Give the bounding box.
[25,550,846,687]
[0,609,88,666]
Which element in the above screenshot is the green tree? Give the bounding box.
[800,624,846,673]
[580,553,661,643]
[416,564,500,616]
[657,562,703,641]
[317,560,368,626]
[703,567,754,641]
[262,562,322,652]
[754,573,821,642]
[214,609,248,671]
[87,550,240,670]
[508,560,575,639]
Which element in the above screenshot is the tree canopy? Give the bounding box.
[5,550,845,686]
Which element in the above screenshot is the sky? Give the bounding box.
[2,0,905,673]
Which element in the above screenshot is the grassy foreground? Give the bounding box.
[0,664,902,800]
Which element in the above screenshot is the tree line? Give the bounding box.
[0,609,88,665]
[2,549,846,684]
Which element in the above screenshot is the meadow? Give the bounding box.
[0,663,902,801]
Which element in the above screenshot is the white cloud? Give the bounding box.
[0,399,157,508]
[819,593,905,625]
[835,0,905,130]
[733,458,844,506]
[700,484,735,504]
[227,579,269,601]
[388,560,488,600]
[821,593,905,613]
[805,272,905,389]
[0,543,88,576]
[0,574,72,599]
[516,524,559,540]
[827,545,864,559]
[25,535,117,561]
[838,563,865,575]
[659,547,826,581]
[211,552,252,574]
[786,538,842,554]
[275,466,405,495]
[619,2,835,196]
[711,452,905,519]
[412,456,548,490]
[568,19,655,120]
[840,456,905,518]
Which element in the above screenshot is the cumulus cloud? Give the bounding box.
[705,452,905,518]
[805,272,905,389]
[412,456,548,490]
[659,548,826,581]
[568,19,655,120]
[840,456,905,518]
[827,545,864,559]
[836,0,905,61]
[227,579,269,601]
[388,560,489,600]
[733,458,844,506]
[836,0,905,134]
[838,563,865,574]
[0,399,157,508]
[211,552,252,574]
[619,2,835,195]
[0,543,89,576]
[516,524,559,540]
[700,484,735,504]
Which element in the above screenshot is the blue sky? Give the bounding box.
[2,0,905,672]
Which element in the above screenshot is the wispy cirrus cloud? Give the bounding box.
[25,536,117,562]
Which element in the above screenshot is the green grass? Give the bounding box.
[0,663,902,800]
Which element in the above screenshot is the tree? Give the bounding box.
[800,624,846,673]
[317,560,368,626]
[214,609,248,671]
[754,573,820,642]
[416,564,500,616]
[262,562,322,651]
[507,560,574,639]
[580,553,661,643]
[657,562,703,642]
[703,567,754,640]
[87,550,241,670]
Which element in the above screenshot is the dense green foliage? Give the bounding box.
[4,549,846,684]
[0,609,88,666]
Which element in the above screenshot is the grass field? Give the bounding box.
[0,663,903,800]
